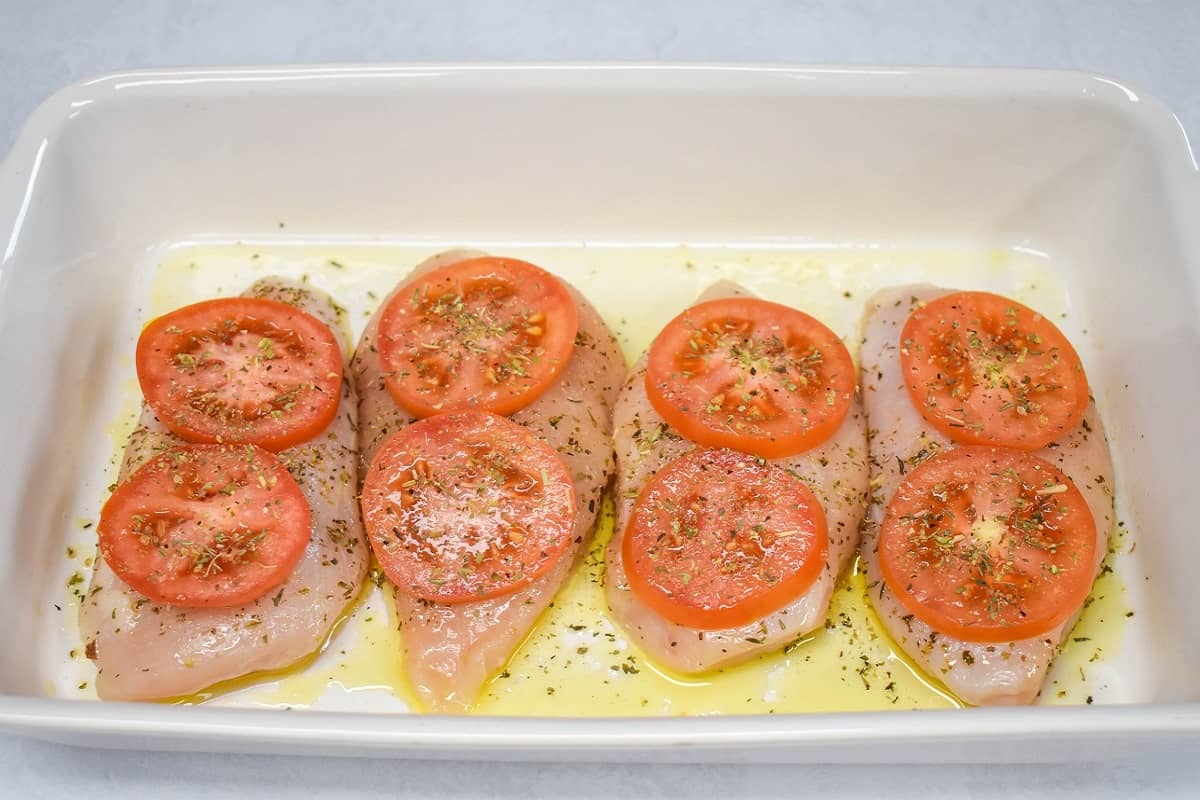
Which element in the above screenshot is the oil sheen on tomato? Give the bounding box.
[52,242,1135,712]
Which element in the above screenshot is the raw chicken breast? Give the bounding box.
[351,251,624,711]
[859,284,1114,706]
[81,279,368,701]
[606,282,869,673]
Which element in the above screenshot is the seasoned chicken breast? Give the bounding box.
[81,278,368,701]
[605,282,869,673]
[351,251,624,711]
[859,284,1114,705]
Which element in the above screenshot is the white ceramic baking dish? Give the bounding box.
[0,64,1198,762]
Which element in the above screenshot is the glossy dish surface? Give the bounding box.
[0,64,1197,761]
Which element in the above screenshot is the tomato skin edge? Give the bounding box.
[878,446,1098,644]
[97,444,313,609]
[621,448,830,631]
[643,376,852,460]
[622,528,829,630]
[376,257,579,419]
[135,297,345,452]
[899,291,1090,451]
[361,410,578,605]
[644,296,856,459]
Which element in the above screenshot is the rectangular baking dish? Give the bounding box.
[0,64,1197,762]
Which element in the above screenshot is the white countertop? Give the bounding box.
[2,1,1198,797]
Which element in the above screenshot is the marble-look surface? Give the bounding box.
[3,0,1199,152]
[2,1,1198,797]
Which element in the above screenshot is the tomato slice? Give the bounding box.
[137,298,344,451]
[879,446,1097,643]
[623,448,829,630]
[900,291,1090,450]
[97,444,312,608]
[376,257,579,417]
[645,297,855,458]
[361,411,577,603]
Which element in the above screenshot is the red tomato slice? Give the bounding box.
[623,448,829,630]
[645,297,855,458]
[361,411,577,603]
[900,291,1090,450]
[97,444,312,608]
[376,257,579,417]
[879,446,1097,643]
[137,298,344,451]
